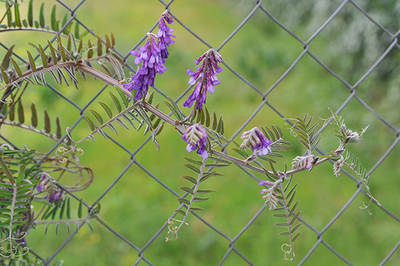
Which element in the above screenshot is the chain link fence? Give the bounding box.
[1,0,400,265]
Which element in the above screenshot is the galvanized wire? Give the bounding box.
[1,0,399,265]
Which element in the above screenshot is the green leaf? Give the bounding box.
[111,33,115,47]
[156,123,164,136]
[6,3,12,27]
[199,171,221,182]
[28,104,36,126]
[39,3,45,28]
[74,21,80,39]
[180,187,193,194]
[212,112,217,130]
[51,5,57,31]
[98,102,113,118]
[9,102,15,121]
[11,58,22,77]
[183,176,197,184]
[196,109,201,123]
[66,197,71,219]
[17,100,24,123]
[14,3,21,27]
[59,199,66,219]
[87,40,93,59]
[194,197,209,201]
[61,14,68,30]
[48,40,58,64]
[57,34,67,61]
[84,116,95,131]
[177,198,190,205]
[27,50,36,71]
[115,87,129,107]
[0,67,9,84]
[97,36,103,56]
[109,92,122,113]
[196,189,215,193]
[78,199,82,218]
[185,164,200,173]
[56,117,62,138]
[0,104,7,116]
[205,163,230,167]
[78,39,83,53]
[51,203,59,220]
[1,44,15,69]
[39,44,48,68]
[105,34,111,52]
[41,205,52,220]
[293,232,301,242]
[90,109,103,124]
[44,110,51,133]
[205,107,210,127]
[27,0,33,27]
[184,157,202,165]
[67,34,72,51]
[217,116,224,134]
[291,223,301,234]
[175,209,186,216]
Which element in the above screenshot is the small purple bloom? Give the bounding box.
[183,124,208,159]
[124,34,166,101]
[157,11,175,61]
[37,174,64,204]
[240,127,272,156]
[183,49,222,110]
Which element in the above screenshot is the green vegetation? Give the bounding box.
[1,0,399,265]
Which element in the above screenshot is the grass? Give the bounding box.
[1,0,400,265]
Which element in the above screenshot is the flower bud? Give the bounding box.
[183,124,208,159]
[240,127,272,156]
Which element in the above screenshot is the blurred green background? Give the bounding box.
[1,0,400,265]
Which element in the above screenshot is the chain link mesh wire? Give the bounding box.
[1,0,400,264]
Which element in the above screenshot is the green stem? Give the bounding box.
[174,158,207,235]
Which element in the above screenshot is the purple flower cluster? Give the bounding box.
[183,124,208,159]
[158,11,175,62]
[37,174,64,204]
[183,49,223,110]
[240,127,272,156]
[123,11,175,101]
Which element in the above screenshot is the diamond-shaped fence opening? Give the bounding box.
[1,0,399,265]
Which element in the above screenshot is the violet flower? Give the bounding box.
[183,124,208,159]
[157,11,175,62]
[37,174,64,204]
[183,49,222,110]
[240,127,272,156]
[124,34,167,101]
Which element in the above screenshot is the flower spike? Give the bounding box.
[183,49,223,110]
[158,11,175,62]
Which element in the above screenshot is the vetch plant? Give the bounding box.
[0,0,380,263]
[123,12,175,101]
